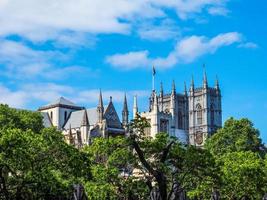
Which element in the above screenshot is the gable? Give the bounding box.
[104,102,122,129]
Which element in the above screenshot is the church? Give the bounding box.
[37,71,222,148]
[136,72,222,147]
[38,91,127,148]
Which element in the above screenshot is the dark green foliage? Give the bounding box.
[0,104,90,200]
[0,105,266,200]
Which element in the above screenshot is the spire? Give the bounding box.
[98,89,104,108]
[97,89,104,123]
[109,96,112,103]
[184,81,188,96]
[203,64,208,88]
[81,109,89,126]
[172,80,176,95]
[122,93,129,126]
[190,75,194,91]
[133,95,138,119]
[160,82,163,96]
[215,75,220,90]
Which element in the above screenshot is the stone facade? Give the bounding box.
[136,73,222,147]
[38,92,127,148]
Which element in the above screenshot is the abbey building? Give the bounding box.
[137,72,222,147]
[37,72,222,148]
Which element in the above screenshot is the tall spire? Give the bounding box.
[133,95,138,119]
[97,89,104,123]
[203,64,208,88]
[160,81,163,96]
[172,80,176,95]
[190,75,194,91]
[184,81,188,96]
[122,93,129,126]
[215,75,220,90]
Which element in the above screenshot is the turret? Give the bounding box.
[171,80,176,95]
[184,81,188,97]
[133,95,138,119]
[190,75,194,94]
[97,89,104,123]
[81,109,89,144]
[122,93,129,126]
[153,92,158,113]
[203,65,208,89]
[215,76,220,91]
[159,82,164,112]
[160,82,164,97]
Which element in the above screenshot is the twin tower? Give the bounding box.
[131,72,222,147]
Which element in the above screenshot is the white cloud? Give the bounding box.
[106,51,151,70]
[106,32,243,69]
[0,84,28,108]
[238,42,259,49]
[208,6,229,16]
[138,19,180,41]
[0,39,95,80]
[0,82,150,109]
[0,0,228,42]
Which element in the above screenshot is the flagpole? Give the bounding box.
[152,66,155,91]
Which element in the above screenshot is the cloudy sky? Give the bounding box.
[0,0,266,141]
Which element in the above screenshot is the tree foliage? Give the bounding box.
[0,104,266,200]
[0,104,90,200]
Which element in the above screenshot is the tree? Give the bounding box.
[220,151,265,199]
[0,105,90,200]
[206,118,267,199]
[205,117,265,157]
[128,114,219,200]
[82,136,147,200]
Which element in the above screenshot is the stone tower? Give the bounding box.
[122,93,129,128]
[188,72,222,147]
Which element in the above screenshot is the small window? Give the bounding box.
[50,111,53,120]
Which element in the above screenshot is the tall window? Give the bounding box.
[64,111,68,121]
[178,111,183,129]
[196,104,202,125]
[50,111,53,120]
[210,104,215,126]
[160,119,168,133]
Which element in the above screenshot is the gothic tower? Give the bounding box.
[97,90,104,123]
[189,72,222,147]
[122,93,129,127]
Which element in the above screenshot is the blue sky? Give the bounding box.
[0,0,266,142]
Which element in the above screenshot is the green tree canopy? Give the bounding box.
[0,104,90,200]
[205,117,265,156]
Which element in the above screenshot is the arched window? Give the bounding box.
[196,104,202,125]
[50,111,53,120]
[64,111,68,121]
[178,111,183,129]
[210,104,215,126]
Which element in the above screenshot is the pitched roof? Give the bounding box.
[63,101,123,130]
[38,97,84,111]
[45,97,76,107]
